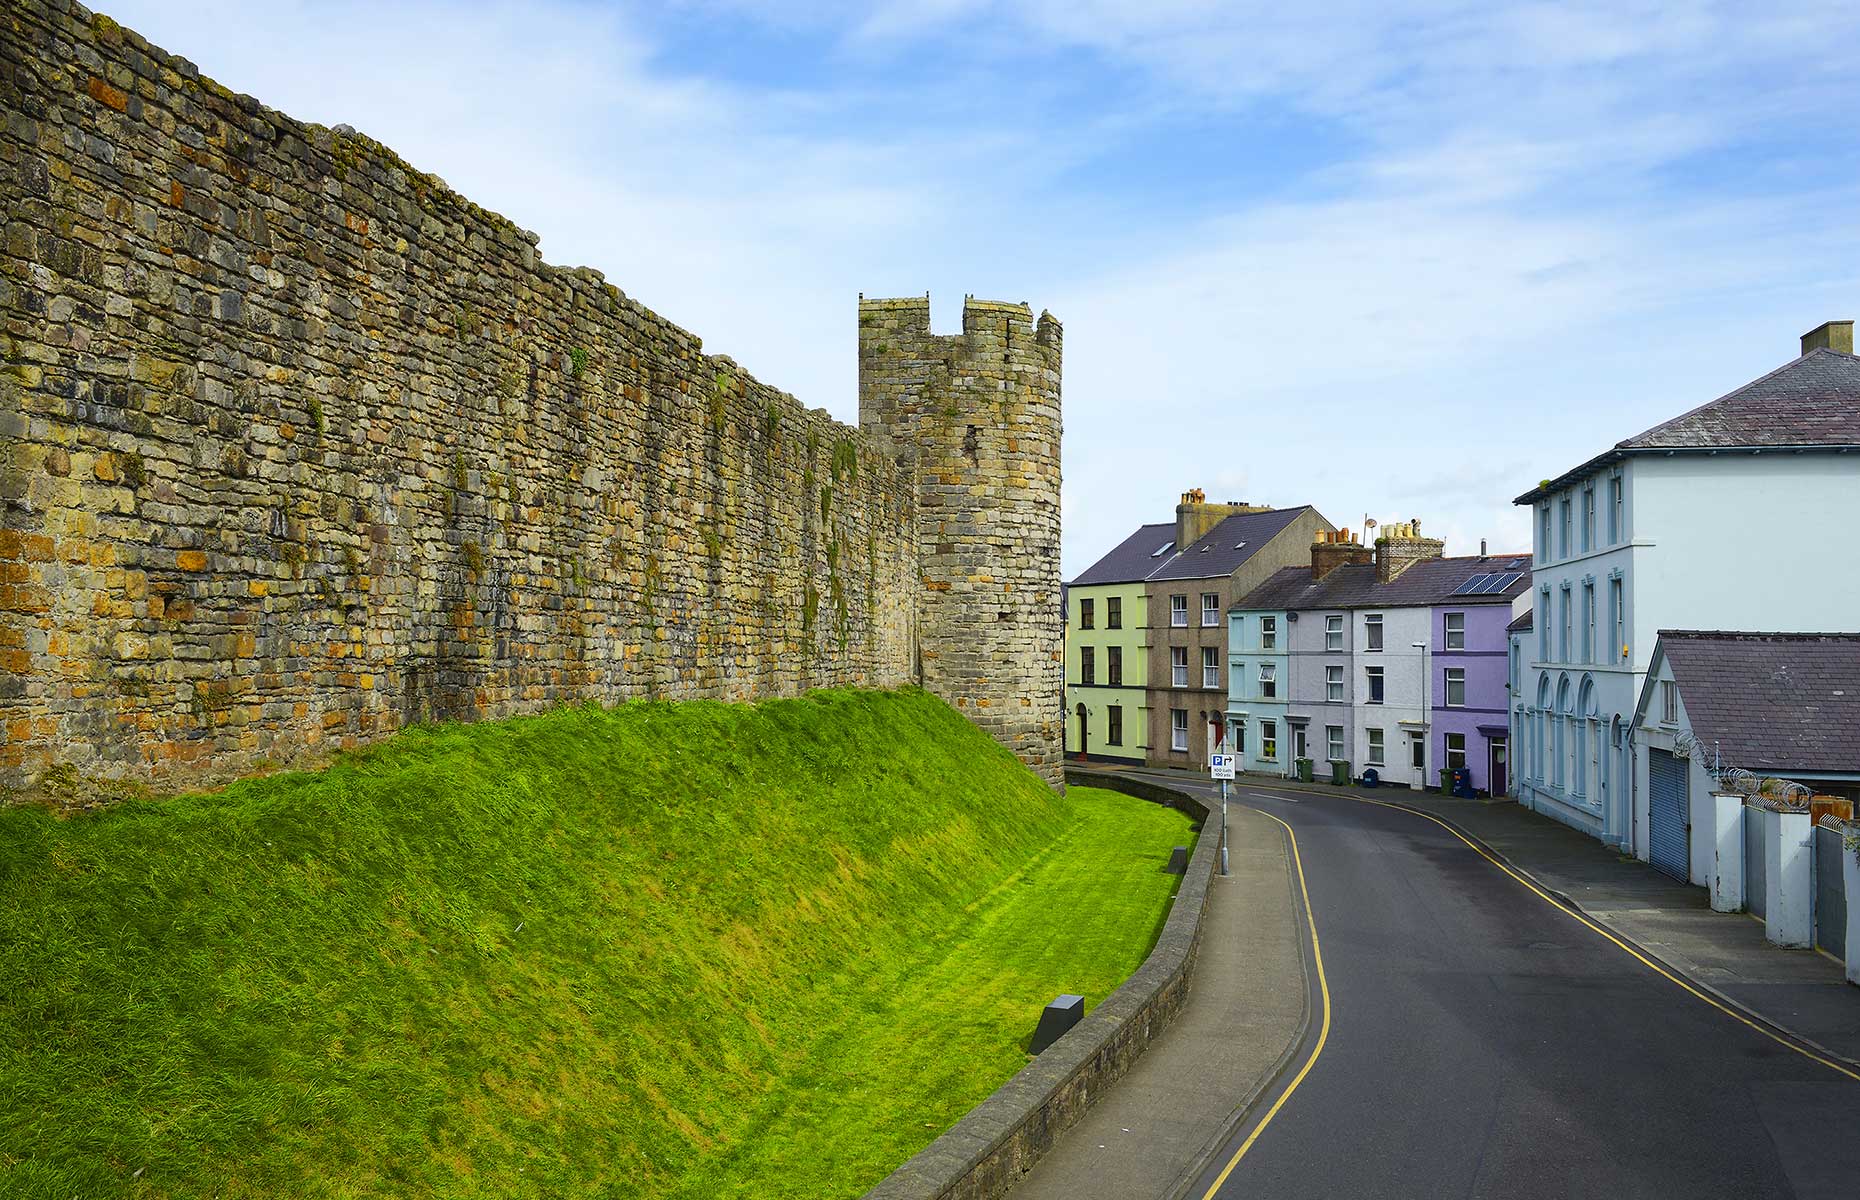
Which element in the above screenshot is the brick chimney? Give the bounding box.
[1311,528,1372,580]
[1802,320,1855,356]
[1175,488,1268,551]
[1375,518,1445,583]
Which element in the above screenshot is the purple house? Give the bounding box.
[1432,564,1531,795]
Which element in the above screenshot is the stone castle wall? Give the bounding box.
[859,297,1064,786]
[0,0,1061,793]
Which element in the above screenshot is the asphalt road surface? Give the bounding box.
[1172,781,1860,1200]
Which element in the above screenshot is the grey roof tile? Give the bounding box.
[1144,507,1315,582]
[1069,523,1178,586]
[1660,630,1860,775]
[1235,554,1532,611]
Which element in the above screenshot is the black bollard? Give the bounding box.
[1030,994,1085,1054]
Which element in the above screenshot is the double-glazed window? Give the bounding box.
[1326,665,1344,702]
[1107,645,1123,686]
[1610,577,1625,661]
[1170,595,1188,627]
[1107,705,1123,745]
[1559,586,1572,661]
[1444,611,1464,650]
[1582,486,1595,552]
[1202,647,1220,689]
[1539,587,1551,659]
[1260,720,1278,761]
[1609,475,1623,543]
[1366,727,1385,765]
[1079,646,1095,685]
[1259,663,1277,699]
[1325,614,1344,651]
[1559,497,1571,558]
[1661,680,1678,724]
[1201,593,1220,627]
[1261,616,1277,650]
[1106,596,1122,629]
[1170,646,1188,688]
[1582,584,1596,663]
[1365,614,1384,651]
[1444,667,1466,707]
[1326,725,1344,762]
[1170,708,1189,751]
[1539,505,1552,562]
[1366,666,1385,704]
[1079,598,1094,629]
[1446,733,1467,769]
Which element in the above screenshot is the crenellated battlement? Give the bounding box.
[858,294,1065,786]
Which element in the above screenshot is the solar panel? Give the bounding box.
[1451,573,1494,596]
[1480,571,1523,594]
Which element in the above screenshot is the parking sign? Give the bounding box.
[1210,753,1236,780]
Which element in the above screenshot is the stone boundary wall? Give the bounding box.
[862,768,1218,1200]
[0,1,941,791]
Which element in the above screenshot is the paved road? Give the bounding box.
[1176,781,1860,1200]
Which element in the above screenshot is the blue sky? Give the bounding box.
[104,1,1860,576]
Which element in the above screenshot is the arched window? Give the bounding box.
[1534,674,1551,785]
[1575,675,1596,798]
[1554,675,1572,790]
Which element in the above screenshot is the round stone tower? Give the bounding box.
[857,295,1064,787]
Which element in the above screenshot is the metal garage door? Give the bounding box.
[1745,808,1766,920]
[1816,820,1846,956]
[1649,749,1689,881]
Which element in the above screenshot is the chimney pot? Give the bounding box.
[1802,320,1855,356]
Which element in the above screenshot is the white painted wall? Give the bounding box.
[1516,449,1860,858]
[1353,606,1429,788]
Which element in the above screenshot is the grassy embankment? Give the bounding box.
[0,688,1193,1198]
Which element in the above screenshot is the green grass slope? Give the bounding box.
[0,688,1192,1199]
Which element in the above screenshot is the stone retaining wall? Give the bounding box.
[862,768,1218,1199]
[0,0,1063,793]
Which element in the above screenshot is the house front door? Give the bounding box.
[1490,737,1509,796]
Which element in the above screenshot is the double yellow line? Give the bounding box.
[1196,792,1860,1200]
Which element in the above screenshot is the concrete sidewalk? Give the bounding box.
[1114,763,1860,1066]
[1007,805,1308,1200]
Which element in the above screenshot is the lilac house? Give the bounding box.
[1431,566,1530,795]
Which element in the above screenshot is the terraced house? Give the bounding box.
[1144,495,1333,768]
[1513,320,1860,864]
[1063,525,1167,764]
[1230,525,1528,790]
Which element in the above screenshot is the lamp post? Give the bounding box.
[1413,640,1429,788]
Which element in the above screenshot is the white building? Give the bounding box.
[1512,320,1860,857]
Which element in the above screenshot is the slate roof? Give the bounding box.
[1144,507,1315,582]
[1068,523,1178,586]
[1508,609,1534,634]
[1659,631,1860,773]
[1516,347,1860,503]
[1234,554,1532,612]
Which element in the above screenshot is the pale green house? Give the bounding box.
[1064,524,1174,764]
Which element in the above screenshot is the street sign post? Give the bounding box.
[1210,753,1234,875]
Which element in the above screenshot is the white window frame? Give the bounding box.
[1201,592,1220,627]
[1201,646,1219,689]
[1661,679,1678,725]
[1560,585,1572,662]
[1446,732,1467,769]
[1538,505,1552,563]
[1610,577,1624,662]
[1260,719,1278,761]
[1326,664,1344,702]
[1411,733,1426,769]
[1170,645,1188,688]
[1366,665,1384,704]
[1444,611,1464,650]
[1365,613,1384,651]
[1609,474,1623,543]
[1538,586,1551,660]
[1326,724,1344,762]
[1261,615,1277,650]
[1583,583,1596,663]
[1367,727,1385,765]
[1582,485,1595,552]
[1171,708,1189,751]
[1559,496,1571,558]
[1325,614,1344,651]
[1259,662,1277,699]
[1445,667,1466,708]
[1170,594,1188,627]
